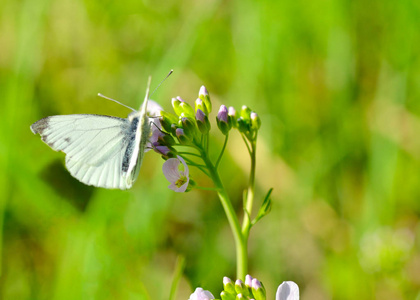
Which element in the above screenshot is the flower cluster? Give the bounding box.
[217,104,261,142]
[151,86,262,193]
[188,276,299,300]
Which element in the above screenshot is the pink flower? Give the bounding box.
[276,281,299,300]
[145,100,164,152]
[188,288,214,300]
[162,156,189,192]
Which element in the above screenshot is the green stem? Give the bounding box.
[177,151,202,158]
[215,134,229,170]
[241,139,257,239]
[182,157,210,177]
[168,256,185,300]
[201,149,247,279]
[241,133,252,155]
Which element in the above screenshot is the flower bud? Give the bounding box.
[223,277,236,295]
[154,145,172,156]
[221,291,236,300]
[180,117,198,141]
[236,117,249,134]
[160,111,178,133]
[235,279,250,297]
[196,109,211,134]
[172,98,183,116]
[199,85,212,114]
[195,98,209,115]
[240,105,252,121]
[251,279,266,300]
[175,127,189,144]
[180,101,195,119]
[159,117,172,133]
[234,279,245,295]
[157,133,176,146]
[228,106,238,128]
[250,112,261,131]
[236,294,245,299]
[170,123,178,136]
[245,275,253,288]
[217,105,231,135]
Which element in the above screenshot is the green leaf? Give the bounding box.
[252,188,273,225]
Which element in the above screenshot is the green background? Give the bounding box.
[1,0,420,299]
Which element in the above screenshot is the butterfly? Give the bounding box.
[31,76,156,190]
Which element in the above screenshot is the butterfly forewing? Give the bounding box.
[31,114,141,189]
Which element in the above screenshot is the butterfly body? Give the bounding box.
[31,77,152,190]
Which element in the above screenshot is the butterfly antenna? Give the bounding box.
[97,93,136,112]
[150,69,173,97]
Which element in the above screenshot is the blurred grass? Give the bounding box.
[1,0,420,299]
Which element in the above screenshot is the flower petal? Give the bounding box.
[162,158,181,182]
[188,287,215,300]
[276,281,299,300]
[163,156,190,192]
[146,100,163,117]
[177,155,189,177]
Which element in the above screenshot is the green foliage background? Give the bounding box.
[1,0,420,299]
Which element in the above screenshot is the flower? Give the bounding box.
[276,281,299,300]
[162,155,189,192]
[144,100,164,152]
[146,100,163,118]
[188,288,215,300]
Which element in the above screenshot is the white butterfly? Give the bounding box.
[31,76,159,190]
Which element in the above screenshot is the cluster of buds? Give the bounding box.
[154,85,261,156]
[216,105,261,140]
[221,275,266,300]
[156,86,213,152]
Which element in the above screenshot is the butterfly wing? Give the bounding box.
[31,114,141,189]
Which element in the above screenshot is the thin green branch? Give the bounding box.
[241,139,257,239]
[182,156,210,177]
[177,151,202,158]
[215,134,229,170]
[241,134,252,155]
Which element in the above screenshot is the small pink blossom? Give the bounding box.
[145,100,164,152]
[162,156,189,192]
[188,288,214,300]
[276,281,299,300]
